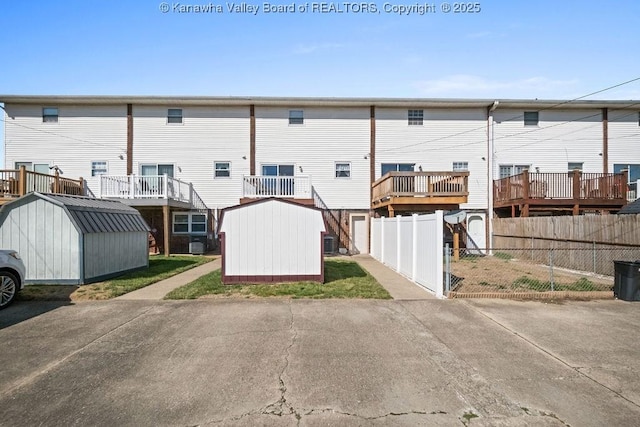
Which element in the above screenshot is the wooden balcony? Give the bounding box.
[0,166,84,205]
[99,174,207,210]
[493,170,628,217]
[240,175,314,205]
[372,171,469,217]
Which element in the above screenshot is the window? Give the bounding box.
[141,164,174,177]
[15,162,50,174]
[568,162,583,172]
[173,212,207,234]
[214,162,231,178]
[452,162,469,171]
[335,162,351,178]
[381,163,415,176]
[167,108,183,124]
[91,161,108,176]
[524,111,539,126]
[42,107,58,123]
[289,110,304,125]
[408,109,424,126]
[499,164,529,179]
[614,164,640,195]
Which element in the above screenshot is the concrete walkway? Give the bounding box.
[116,258,221,300]
[351,254,435,300]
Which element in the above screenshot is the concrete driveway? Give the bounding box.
[1,299,639,426]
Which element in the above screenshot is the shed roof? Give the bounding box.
[0,193,150,233]
[618,199,640,214]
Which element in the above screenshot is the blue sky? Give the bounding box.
[1,0,640,100]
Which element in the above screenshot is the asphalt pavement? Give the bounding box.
[1,298,639,426]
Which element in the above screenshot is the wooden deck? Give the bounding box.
[372,171,469,217]
[0,166,84,204]
[493,170,628,217]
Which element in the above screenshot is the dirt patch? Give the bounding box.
[450,254,613,294]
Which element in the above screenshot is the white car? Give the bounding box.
[0,250,26,309]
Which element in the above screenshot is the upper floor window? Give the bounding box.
[524,111,539,126]
[452,161,469,172]
[167,108,183,124]
[408,109,424,126]
[289,110,304,125]
[335,162,351,178]
[214,162,231,178]
[91,161,108,176]
[42,107,58,123]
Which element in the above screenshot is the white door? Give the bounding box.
[466,214,485,254]
[351,215,369,254]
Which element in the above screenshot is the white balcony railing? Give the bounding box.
[99,174,195,205]
[242,175,312,199]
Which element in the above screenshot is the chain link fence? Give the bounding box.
[445,246,640,297]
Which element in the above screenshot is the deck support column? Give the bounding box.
[511,205,515,218]
[163,205,171,256]
[388,206,395,218]
[522,204,529,217]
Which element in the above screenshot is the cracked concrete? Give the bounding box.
[1,299,639,426]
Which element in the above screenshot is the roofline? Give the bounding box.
[2,95,639,109]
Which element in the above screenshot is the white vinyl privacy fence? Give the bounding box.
[370,211,444,297]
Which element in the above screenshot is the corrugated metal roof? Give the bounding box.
[33,193,150,233]
[618,199,640,214]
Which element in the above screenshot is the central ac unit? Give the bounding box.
[189,241,205,255]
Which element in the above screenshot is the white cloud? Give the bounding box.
[413,75,580,98]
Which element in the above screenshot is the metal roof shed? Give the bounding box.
[218,198,326,284]
[0,193,150,284]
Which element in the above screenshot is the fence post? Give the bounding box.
[549,249,555,292]
[412,214,418,281]
[435,210,444,298]
[445,243,451,294]
[592,241,597,274]
[396,215,401,272]
[380,217,385,264]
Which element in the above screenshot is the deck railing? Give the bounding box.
[100,174,206,209]
[371,171,469,204]
[494,171,628,204]
[242,175,312,198]
[0,166,84,199]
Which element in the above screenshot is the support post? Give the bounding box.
[163,205,171,257]
[396,215,401,271]
[380,216,385,264]
[572,169,581,215]
[453,225,460,261]
[163,173,169,199]
[18,165,27,196]
[411,214,418,281]
[53,170,60,193]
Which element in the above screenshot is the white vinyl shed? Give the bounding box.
[218,198,326,284]
[0,193,150,284]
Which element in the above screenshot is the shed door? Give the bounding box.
[466,214,485,255]
[351,215,369,254]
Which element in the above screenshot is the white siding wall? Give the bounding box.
[255,107,370,209]
[133,105,249,209]
[608,109,640,173]
[376,108,488,209]
[4,104,128,196]
[0,198,80,282]
[84,232,148,281]
[493,109,604,176]
[220,200,325,276]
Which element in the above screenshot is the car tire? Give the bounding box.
[0,271,20,310]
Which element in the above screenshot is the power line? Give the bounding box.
[377,76,640,154]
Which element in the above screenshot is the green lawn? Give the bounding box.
[165,258,391,300]
[20,255,214,301]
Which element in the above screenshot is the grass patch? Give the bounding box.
[493,252,513,260]
[511,275,603,292]
[165,259,391,300]
[20,255,214,301]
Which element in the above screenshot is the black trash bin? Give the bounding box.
[613,261,640,301]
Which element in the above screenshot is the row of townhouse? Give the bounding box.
[1,96,639,255]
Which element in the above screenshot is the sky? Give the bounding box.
[1,0,640,100]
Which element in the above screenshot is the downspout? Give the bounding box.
[487,101,499,255]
